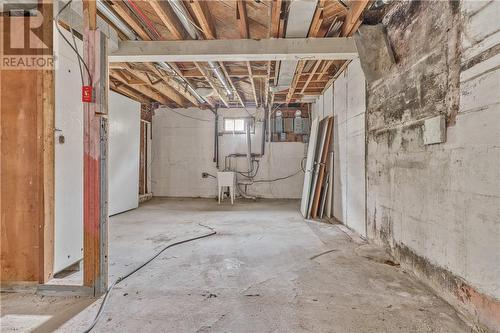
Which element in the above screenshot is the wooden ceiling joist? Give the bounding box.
[111,70,172,106]
[195,62,230,108]
[189,0,217,40]
[120,65,190,107]
[108,1,151,40]
[149,0,188,40]
[340,0,371,37]
[300,60,322,94]
[237,0,250,39]
[145,63,200,106]
[247,62,259,107]
[219,62,245,107]
[110,79,152,104]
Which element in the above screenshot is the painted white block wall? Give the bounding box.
[54,28,84,273]
[152,108,306,198]
[108,92,141,215]
[323,59,367,236]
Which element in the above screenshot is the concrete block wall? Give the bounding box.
[312,59,367,236]
[365,1,500,331]
[151,107,306,199]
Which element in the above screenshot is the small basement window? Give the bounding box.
[223,117,254,134]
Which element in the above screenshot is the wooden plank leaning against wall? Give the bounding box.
[0,0,55,285]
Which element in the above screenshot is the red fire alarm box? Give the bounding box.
[82,86,93,103]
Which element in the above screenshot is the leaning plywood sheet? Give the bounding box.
[300,118,320,217]
[307,118,329,218]
[311,117,334,219]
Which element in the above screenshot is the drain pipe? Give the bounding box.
[246,119,252,173]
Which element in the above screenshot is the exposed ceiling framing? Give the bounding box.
[91,0,371,109]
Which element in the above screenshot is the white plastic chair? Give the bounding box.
[217,172,235,204]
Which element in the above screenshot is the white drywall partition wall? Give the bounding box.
[152,108,305,198]
[332,59,367,237]
[109,91,141,215]
[54,28,84,273]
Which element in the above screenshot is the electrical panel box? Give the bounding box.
[423,115,446,145]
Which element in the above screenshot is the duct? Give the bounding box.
[168,0,234,100]
[156,62,205,104]
[100,1,206,106]
[208,62,233,98]
[169,0,198,39]
[246,119,253,173]
[277,0,318,88]
[97,0,137,41]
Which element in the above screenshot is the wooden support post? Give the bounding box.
[83,1,108,296]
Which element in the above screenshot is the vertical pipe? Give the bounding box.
[246,119,252,173]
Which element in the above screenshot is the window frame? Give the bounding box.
[221,117,255,134]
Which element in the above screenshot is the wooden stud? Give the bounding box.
[41,0,55,283]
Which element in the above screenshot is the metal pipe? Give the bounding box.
[169,0,198,39]
[168,0,234,100]
[208,62,233,98]
[100,1,206,106]
[246,119,252,173]
[96,0,137,40]
[156,62,205,104]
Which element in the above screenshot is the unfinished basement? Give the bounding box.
[1,0,499,332]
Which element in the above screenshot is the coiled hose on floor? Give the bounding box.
[82,223,217,333]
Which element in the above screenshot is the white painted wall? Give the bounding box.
[313,59,366,236]
[109,92,141,215]
[54,28,84,273]
[152,108,306,198]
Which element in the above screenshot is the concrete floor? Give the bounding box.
[1,198,472,332]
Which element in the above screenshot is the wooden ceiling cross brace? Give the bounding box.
[219,62,245,107]
[195,62,230,108]
[237,0,250,39]
[247,62,259,107]
[189,0,217,40]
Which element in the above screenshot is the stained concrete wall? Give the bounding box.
[365,1,500,331]
[152,107,306,198]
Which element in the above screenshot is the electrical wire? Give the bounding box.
[82,223,217,333]
[70,27,84,86]
[169,109,214,122]
[251,168,304,183]
[55,0,93,87]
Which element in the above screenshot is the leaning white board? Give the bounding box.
[109,91,141,215]
[54,28,84,273]
[300,118,320,217]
